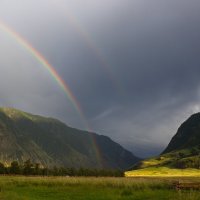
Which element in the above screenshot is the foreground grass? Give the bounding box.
[125,167,200,177]
[0,176,200,199]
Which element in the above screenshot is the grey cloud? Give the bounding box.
[0,0,200,157]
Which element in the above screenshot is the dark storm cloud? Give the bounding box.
[0,0,200,157]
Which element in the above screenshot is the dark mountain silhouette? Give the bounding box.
[163,113,200,154]
[0,107,139,170]
[131,113,200,170]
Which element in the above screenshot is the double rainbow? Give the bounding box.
[0,21,90,131]
[0,20,104,167]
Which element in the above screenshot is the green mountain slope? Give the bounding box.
[0,107,139,169]
[130,113,200,171]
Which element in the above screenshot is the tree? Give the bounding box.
[34,163,40,175]
[191,148,199,156]
[23,159,33,175]
[10,161,21,174]
[0,162,5,174]
[52,166,59,176]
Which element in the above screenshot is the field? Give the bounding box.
[125,167,200,177]
[0,176,200,199]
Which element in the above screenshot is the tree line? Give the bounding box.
[0,160,124,177]
[174,156,200,169]
[173,148,200,169]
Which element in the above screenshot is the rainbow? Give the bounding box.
[0,20,103,167]
[0,21,103,166]
[0,20,90,130]
[50,0,125,97]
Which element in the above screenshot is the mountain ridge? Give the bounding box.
[0,107,139,170]
[130,112,200,170]
[163,112,200,154]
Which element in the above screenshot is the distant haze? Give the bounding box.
[0,0,200,157]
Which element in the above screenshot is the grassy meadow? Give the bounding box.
[0,176,200,199]
[125,167,200,177]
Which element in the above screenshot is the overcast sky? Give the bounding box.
[0,0,200,157]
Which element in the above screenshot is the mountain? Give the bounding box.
[163,113,200,154]
[130,113,200,170]
[0,107,139,170]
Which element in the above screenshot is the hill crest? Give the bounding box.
[129,112,200,171]
[0,107,139,169]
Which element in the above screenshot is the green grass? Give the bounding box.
[126,167,200,177]
[133,147,200,170]
[0,176,199,199]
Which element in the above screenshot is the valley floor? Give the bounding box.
[0,176,200,199]
[125,167,200,177]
